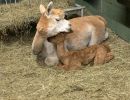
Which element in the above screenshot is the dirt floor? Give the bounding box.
[0,29,130,100]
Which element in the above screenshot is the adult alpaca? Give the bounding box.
[32,1,108,66]
[32,2,71,66]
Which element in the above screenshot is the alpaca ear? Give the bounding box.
[40,4,46,15]
[47,1,53,14]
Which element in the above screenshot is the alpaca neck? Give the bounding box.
[56,41,67,58]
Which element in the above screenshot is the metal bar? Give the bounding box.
[81,8,84,16]
[65,6,85,12]
[100,0,103,15]
[5,0,8,5]
[15,0,17,4]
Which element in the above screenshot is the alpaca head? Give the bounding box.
[32,1,71,55]
[47,32,70,44]
[39,1,71,36]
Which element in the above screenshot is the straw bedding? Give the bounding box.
[0,0,130,99]
[0,0,75,40]
[0,29,130,99]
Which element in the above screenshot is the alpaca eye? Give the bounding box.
[56,19,60,21]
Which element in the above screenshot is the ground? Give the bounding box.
[0,30,130,100]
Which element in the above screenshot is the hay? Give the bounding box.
[0,29,130,100]
[0,0,130,99]
[0,0,75,40]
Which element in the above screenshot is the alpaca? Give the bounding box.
[48,33,114,70]
[32,2,71,66]
[32,1,108,66]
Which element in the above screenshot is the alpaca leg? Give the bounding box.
[61,58,70,70]
[89,29,108,46]
[69,60,82,70]
[59,59,81,70]
[44,40,59,66]
[89,31,97,46]
[59,63,81,71]
[104,52,114,63]
[61,65,70,71]
[70,63,81,70]
[32,30,45,55]
[94,48,107,65]
[34,45,47,65]
[57,58,79,71]
[37,45,47,60]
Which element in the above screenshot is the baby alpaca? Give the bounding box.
[48,33,114,70]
